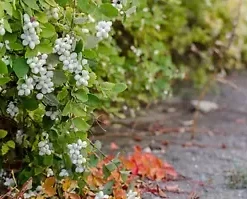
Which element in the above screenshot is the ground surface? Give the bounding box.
[93,71,247,199]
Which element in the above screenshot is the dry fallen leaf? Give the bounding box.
[16,177,33,198]
[164,185,180,193]
[122,146,177,180]
[62,178,77,192]
[188,192,200,199]
[43,177,56,197]
[110,142,119,150]
[64,192,81,199]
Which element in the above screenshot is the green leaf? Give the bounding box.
[85,36,99,49]
[70,102,87,117]
[34,167,43,175]
[0,129,8,139]
[46,54,60,65]
[57,88,68,101]
[53,70,67,86]
[75,40,83,53]
[94,140,102,150]
[7,140,15,148]
[23,0,40,10]
[103,180,114,195]
[105,162,117,172]
[43,94,59,106]
[3,33,17,42]
[82,49,97,59]
[62,101,72,116]
[40,24,56,38]
[112,83,127,93]
[3,2,13,16]
[0,77,10,85]
[120,170,130,182]
[44,0,57,7]
[63,153,72,168]
[43,155,53,166]
[22,98,39,111]
[43,116,55,130]
[72,117,90,131]
[101,82,115,91]
[25,48,38,58]
[0,60,8,74]
[99,3,118,18]
[36,12,48,23]
[3,19,12,33]
[86,94,101,108]
[36,44,53,54]
[9,43,24,50]
[73,89,88,102]
[12,57,29,78]
[103,165,111,179]
[56,0,68,7]
[126,6,136,16]
[77,0,90,13]
[76,131,87,140]
[88,153,99,167]
[1,144,9,155]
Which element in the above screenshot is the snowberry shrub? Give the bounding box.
[0,0,136,191]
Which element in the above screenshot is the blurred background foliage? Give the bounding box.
[96,0,247,117]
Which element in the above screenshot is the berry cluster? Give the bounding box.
[53,34,74,55]
[0,170,14,187]
[33,70,54,99]
[47,8,59,19]
[17,77,34,96]
[4,40,10,50]
[126,190,141,199]
[0,19,5,36]
[70,123,79,132]
[0,40,10,50]
[59,169,69,177]
[17,53,55,100]
[2,55,10,65]
[53,35,90,87]
[46,168,54,177]
[112,0,123,10]
[67,139,87,173]
[130,46,142,57]
[45,109,60,120]
[21,14,40,49]
[23,186,43,199]
[16,130,24,145]
[96,21,112,40]
[38,133,53,156]
[74,70,90,86]
[6,101,19,118]
[81,28,90,33]
[95,191,109,199]
[27,53,48,74]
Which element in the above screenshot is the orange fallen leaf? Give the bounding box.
[122,146,177,180]
[43,177,56,197]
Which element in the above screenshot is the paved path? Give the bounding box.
[96,71,247,199]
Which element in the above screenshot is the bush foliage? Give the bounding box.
[0,0,247,197]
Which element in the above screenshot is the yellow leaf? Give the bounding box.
[62,178,78,191]
[36,195,45,199]
[62,178,72,191]
[43,177,56,197]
